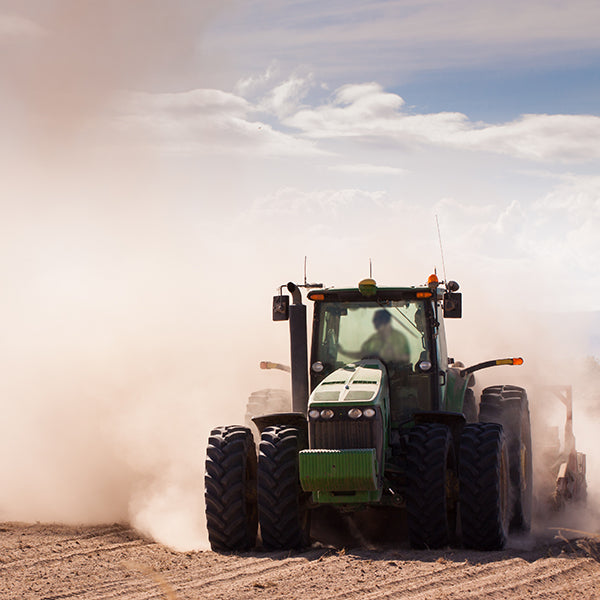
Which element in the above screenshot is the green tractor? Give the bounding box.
[205,275,532,551]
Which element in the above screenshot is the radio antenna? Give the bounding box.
[300,256,323,289]
[304,255,308,286]
[435,215,448,283]
[369,258,373,279]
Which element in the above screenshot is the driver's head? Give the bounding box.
[373,309,392,330]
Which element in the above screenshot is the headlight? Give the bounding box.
[308,409,320,419]
[348,408,362,419]
[418,360,432,371]
[363,408,376,418]
[320,408,335,420]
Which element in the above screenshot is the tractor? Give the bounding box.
[204,275,533,551]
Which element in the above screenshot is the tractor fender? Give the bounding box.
[252,412,308,441]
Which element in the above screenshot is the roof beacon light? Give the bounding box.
[359,278,377,297]
[427,273,439,289]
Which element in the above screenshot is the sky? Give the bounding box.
[1,1,599,309]
[0,0,599,547]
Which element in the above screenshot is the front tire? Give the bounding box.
[205,426,258,551]
[406,423,456,549]
[258,425,310,550]
[459,423,510,550]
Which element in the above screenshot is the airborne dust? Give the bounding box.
[1,2,599,552]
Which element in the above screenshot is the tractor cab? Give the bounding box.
[307,281,455,424]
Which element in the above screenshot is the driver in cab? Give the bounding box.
[340,309,410,364]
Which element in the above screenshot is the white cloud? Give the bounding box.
[286,83,409,138]
[247,186,391,220]
[112,89,326,158]
[432,173,600,310]
[283,83,600,163]
[533,175,600,265]
[458,115,600,161]
[234,62,280,97]
[329,163,406,176]
[259,74,314,118]
[121,89,250,118]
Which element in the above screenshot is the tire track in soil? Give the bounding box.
[2,524,600,600]
[157,551,334,599]
[344,557,599,600]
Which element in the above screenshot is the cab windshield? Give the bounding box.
[314,300,430,371]
[313,299,435,422]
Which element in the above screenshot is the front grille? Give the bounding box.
[311,419,375,449]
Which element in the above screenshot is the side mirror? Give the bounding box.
[272,295,290,321]
[443,292,462,318]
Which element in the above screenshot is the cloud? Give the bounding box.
[113,89,327,158]
[533,174,600,271]
[283,83,600,162]
[459,115,600,161]
[286,83,409,138]
[235,62,281,97]
[259,73,314,118]
[210,0,600,82]
[432,173,600,311]
[330,163,406,175]
[0,1,232,143]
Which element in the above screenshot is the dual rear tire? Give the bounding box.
[459,423,510,549]
[479,385,532,532]
[407,422,511,551]
[257,425,310,550]
[406,424,455,549]
[205,424,309,552]
[204,426,258,551]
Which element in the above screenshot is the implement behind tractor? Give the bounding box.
[205,274,533,551]
[537,385,587,511]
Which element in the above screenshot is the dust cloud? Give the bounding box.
[1,2,598,553]
[447,292,600,540]
[0,164,274,550]
[0,1,271,552]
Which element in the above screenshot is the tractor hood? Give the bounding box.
[309,360,386,406]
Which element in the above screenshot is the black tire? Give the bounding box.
[205,426,258,551]
[479,385,532,532]
[459,423,510,550]
[463,388,478,423]
[406,423,456,549]
[258,425,310,550]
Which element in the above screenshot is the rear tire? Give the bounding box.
[459,423,510,550]
[479,385,532,532]
[205,426,258,551]
[463,388,478,423]
[258,425,310,550]
[406,423,456,549]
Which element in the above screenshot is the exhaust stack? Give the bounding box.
[287,282,309,415]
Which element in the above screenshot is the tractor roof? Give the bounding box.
[307,286,439,303]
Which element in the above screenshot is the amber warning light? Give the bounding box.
[497,357,524,366]
[461,357,524,376]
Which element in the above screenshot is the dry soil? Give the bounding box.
[2,522,600,599]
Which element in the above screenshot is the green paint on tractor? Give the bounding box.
[205,274,533,553]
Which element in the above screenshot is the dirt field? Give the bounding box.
[2,522,600,599]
